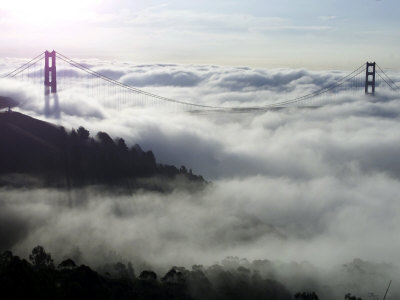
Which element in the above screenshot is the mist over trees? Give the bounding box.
[4,246,392,300]
[0,111,204,190]
[0,246,296,300]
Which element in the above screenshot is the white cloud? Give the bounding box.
[1,59,400,298]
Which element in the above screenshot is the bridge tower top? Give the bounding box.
[44,50,57,95]
[365,62,376,95]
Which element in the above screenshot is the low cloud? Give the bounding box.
[121,70,203,87]
[0,174,399,297]
[0,60,400,298]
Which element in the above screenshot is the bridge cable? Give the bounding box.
[376,64,400,91]
[263,65,365,107]
[56,52,227,110]
[376,72,398,91]
[56,51,368,110]
[9,55,44,79]
[1,52,45,78]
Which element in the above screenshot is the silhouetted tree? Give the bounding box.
[127,262,135,279]
[139,270,158,281]
[345,293,362,300]
[58,258,77,270]
[77,126,90,140]
[116,138,128,152]
[180,166,188,173]
[0,247,302,300]
[294,291,320,300]
[162,268,185,284]
[113,262,135,280]
[29,245,54,269]
[97,131,115,147]
[0,250,13,271]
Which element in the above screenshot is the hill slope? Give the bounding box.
[0,111,205,189]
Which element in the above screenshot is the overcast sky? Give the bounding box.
[1,0,399,69]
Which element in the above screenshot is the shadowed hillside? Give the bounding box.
[0,111,205,190]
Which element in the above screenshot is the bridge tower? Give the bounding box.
[365,62,376,95]
[44,50,57,95]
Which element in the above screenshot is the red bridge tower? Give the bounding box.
[365,62,376,95]
[44,50,57,95]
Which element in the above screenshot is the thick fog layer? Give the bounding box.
[0,60,399,297]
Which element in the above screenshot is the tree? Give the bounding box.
[139,270,158,281]
[345,293,362,300]
[113,262,135,280]
[162,268,185,284]
[294,291,320,300]
[96,131,115,147]
[116,138,128,152]
[58,258,77,270]
[0,250,13,270]
[77,126,90,140]
[29,245,54,269]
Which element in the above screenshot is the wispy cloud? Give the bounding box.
[318,15,337,21]
[122,9,331,34]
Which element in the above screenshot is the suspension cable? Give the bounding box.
[1,52,45,78]
[376,72,398,91]
[376,64,400,90]
[56,52,226,109]
[56,51,368,110]
[264,65,365,107]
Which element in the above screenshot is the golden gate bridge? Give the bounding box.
[1,50,399,113]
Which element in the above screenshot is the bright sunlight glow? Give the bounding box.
[2,0,101,26]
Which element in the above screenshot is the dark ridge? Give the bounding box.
[0,111,206,191]
[0,96,18,110]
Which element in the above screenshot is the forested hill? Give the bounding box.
[0,247,294,300]
[0,111,205,189]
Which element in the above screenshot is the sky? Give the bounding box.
[1,0,400,69]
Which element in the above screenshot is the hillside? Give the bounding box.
[0,247,294,300]
[0,111,205,190]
